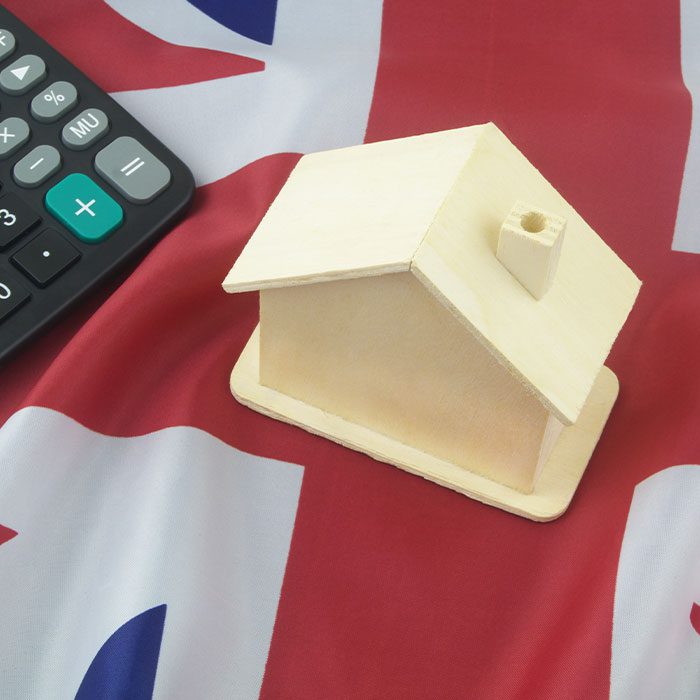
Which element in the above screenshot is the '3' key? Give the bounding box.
[0,193,41,250]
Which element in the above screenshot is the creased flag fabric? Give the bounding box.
[0,1,699,699]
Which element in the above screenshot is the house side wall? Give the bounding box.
[260,272,550,492]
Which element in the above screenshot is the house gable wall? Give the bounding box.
[260,272,550,492]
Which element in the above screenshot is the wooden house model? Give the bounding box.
[223,123,641,520]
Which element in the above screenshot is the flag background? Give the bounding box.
[0,1,699,698]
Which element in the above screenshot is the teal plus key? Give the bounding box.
[45,173,123,243]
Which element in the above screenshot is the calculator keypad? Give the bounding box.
[0,3,191,364]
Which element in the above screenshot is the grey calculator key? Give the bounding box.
[0,54,46,95]
[31,81,78,122]
[13,145,61,188]
[62,108,109,150]
[95,136,171,204]
[0,117,30,158]
[0,30,16,62]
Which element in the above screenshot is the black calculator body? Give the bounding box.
[0,5,194,364]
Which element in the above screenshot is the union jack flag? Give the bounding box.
[0,1,698,698]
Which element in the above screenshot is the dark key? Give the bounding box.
[0,192,41,250]
[0,265,30,322]
[12,228,80,287]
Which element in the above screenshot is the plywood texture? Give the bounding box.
[223,123,641,425]
[231,326,620,521]
[411,124,641,425]
[222,122,640,516]
[223,127,481,292]
[260,272,550,493]
[496,201,567,300]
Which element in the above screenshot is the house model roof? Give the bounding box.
[223,123,641,426]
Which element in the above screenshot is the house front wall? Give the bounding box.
[259,272,551,493]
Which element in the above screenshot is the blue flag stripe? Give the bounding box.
[187,0,278,45]
[75,605,167,700]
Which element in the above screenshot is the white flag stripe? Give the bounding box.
[0,406,303,700]
[611,465,700,699]
[106,0,383,186]
[673,0,700,253]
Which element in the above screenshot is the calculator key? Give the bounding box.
[12,228,80,287]
[0,193,41,250]
[0,117,30,158]
[30,81,78,123]
[45,173,123,243]
[0,29,16,62]
[0,54,46,95]
[0,265,30,322]
[62,108,109,150]
[95,136,171,203]
[13,145,61,188]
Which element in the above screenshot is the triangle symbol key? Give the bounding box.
[11,65,29,81]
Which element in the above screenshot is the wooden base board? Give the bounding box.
[230,325,619,521]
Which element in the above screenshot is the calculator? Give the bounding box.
[0,5,194,364]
